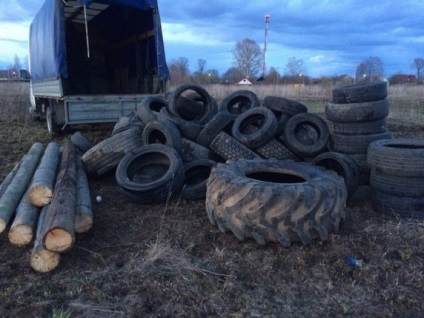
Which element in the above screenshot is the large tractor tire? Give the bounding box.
[206,159,347,247]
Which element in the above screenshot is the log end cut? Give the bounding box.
[8,225,33,246]
[28,186,53,207]
[44,228,74,253]
[74,214,93,233]
[30,249,60,273]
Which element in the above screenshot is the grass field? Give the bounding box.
[0,82,423,317]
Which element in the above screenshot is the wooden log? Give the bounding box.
[30,204,60,273]
[75,156,93,233]
[41,141,77,253]
[0,143,45,233]
[8,180,41,245]
[28,142,61,207]
[0,159,22,198]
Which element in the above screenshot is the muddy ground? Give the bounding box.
[0,82,423,317]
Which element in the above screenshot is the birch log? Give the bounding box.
[75,156,93,233]
[41,141,77,253]
[28,142,61,207]
[0,159,22,198]
[30,204,60,273]
[8,182,41,245]
[0,143,44,233]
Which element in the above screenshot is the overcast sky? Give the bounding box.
[1,0,423,78]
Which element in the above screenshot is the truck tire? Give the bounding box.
[209,131,261,161]
[370,169,424,197]
[159,107,204,141]
[196,111,234,147]
[181,159,216,201]
[206,159,347,246]
[112,112,145,136]
[82,128,143,176]
[46,106,60,134]
[219,90,260,117]
[168,84,218,124]
[367,139,424,177]
[325,99,389,123]
[283,113,330,157]
[311,151,360,196]
[254,138,300,161]
[330,131,392,154]
[181,138,221,163]
[136,95,168,125]
[332,81,387,104]
[115,144,185,204]
[331,119,387,135]
[141,118,182,155]
[371,189,424,219]
[231,107,278,148]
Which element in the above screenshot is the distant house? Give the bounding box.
[237,78,253,85]
[390,74,416,85]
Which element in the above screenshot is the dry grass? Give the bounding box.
[0,82,423,317]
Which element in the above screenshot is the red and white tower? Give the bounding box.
[263,14,270,78]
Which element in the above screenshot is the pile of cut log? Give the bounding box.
[0,141,93,272]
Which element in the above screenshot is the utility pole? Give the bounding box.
[262,14,270,78]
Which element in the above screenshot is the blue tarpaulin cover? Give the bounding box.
[29,0,169,83]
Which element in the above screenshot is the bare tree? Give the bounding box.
[233,38,262,79]
[222,67,243,84]
[197,59,206,75]
[267,67,280,84]
[168,57,190,85]
[355,57,384,82]
[285,57,304,77]
[411,58,424,83]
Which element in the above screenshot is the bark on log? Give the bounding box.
[75,156,93,233]
[28,142,61,207]
[41,141,77,253]
[8,182,41,245]
[0,143,44,233]
[30,204,60,273]
[0,160,22,198]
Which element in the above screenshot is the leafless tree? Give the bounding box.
[197,59,206,75]
[232,38,262,79]
[222,67,243,84]
[355,57,384,82]
[168,57,190,85]
[285,57,304,77]
[411,58,424,83]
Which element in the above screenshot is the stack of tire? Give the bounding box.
[76,84,351,247]
[367,139,424,219]
[325,81,392,184]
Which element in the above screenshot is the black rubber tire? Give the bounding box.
[331,119,387,135]
[196,111,234,147]
[70,131,94,154]
[158,107,204,141]
[112,112,145,136]
[81,128,143,176]
[371,189,424,219]
[283,113,330,157]
[219,90,260,117]
[206,159,347,246]
[168,84,218,124]
[46,106,62,134]
[311,151,360,196]
[325,99,389,123]
[115,144,185,204]
[209,131,261,161]
[263,96,308,136]
[254,138,300,161]
[136,95,168,125]
[330,131,392,154]
[173,95,204,120]
[181,138,221,163]
[141,118,182,155]
[231,107,278,148]
[181,159,216,201]
[367,138,424,177]
[332,81,388,104]
[370,169,424,197]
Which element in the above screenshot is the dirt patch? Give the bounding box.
[0,86,423,317]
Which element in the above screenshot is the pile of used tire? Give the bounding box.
[325,81,392,184]
[72,82,422,247]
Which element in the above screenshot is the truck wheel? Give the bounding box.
[332,81,387,104]
[206,159,347,246]
[371,189,424,219]
[46,106,59,134]
[181,159,216,201]
[219,90,260,117]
